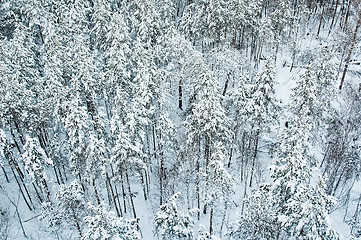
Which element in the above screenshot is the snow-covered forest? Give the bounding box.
[1,0,361,239]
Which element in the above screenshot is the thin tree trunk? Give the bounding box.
[92,178,101,205]
[125,166,137,218]
[152,125,157,160]
[339,14,361,90]
[1,165,9,183]
[249,130,259,187]
[140,172,147,201]
[222,72,230,96]
[196,159,200,220]
[73,212,83,238]
[241,172,248,214]
[219,203,227,235]
[10,128,22,156]
[13,118,24,145]
[227,144,233,168]
[342,0,352,31]
[159,155,165,206]
[105,174,113,205]
[209,207,214,236]
[53,165,61,185]
[107,173,122,217]
[329,0,339,35]
[120,169,127,214]
[179,80,183,110]
[8,198,27,238]
[10,166,33,211]
[33,183,43,203]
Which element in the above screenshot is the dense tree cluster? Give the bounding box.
[0,0,361,239]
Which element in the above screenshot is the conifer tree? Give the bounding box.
[83,204,140,240]
[22,136,52,201]
[154,193,196,240]
[42,180,87,238]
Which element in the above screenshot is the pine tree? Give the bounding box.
[154,193,196,240]
[63,97,91,182]
[197,224,220,240]
[49,180,87,238]
[22,136,52,201]
[205,143,234,235]
[229,184,278,240]
[82,204,140,240]
[181,0,230,42]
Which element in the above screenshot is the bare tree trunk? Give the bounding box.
[339,14,361,90]
[196,159,200,220]
[219,203,227,235]
[152,125,157,160]
[91,178,101,205]
[107,173,122,217]
[120,169,127,214]
[140,172,147,201]
[222,72,230,96]
[159,155,164,206]
[1,165,9,183]
[53,165,61,185]
[249,130,259,187]
[125,166,137,218]
[342,0,352,31]
[8,198,27,238]
[329,0,340,35]
[317,4,325,35]
[10,166,33,211]
[240,132,247,182]
[33,183,43,203]
[241,172,248,214]
[209,207,214,236]
[72,212,83,238]
[179,80,183,110]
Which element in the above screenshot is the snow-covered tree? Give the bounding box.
[63,97,91,181]
[49,180,87,238]
[268,116,336,239]
[197,224,220,240]
[154,193,196,240]
[22,136,52,201]
[82,203,140,240]
[184,57,231,164]
[251,58,278,131]
[229,184,278,240]
[181,0,230,42]
[205,143,234,235]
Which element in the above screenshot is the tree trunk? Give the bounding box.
[222,72,230,96]
[107,173,122,217]
[241,172,248,215]
[92,178,101,205]
[125,166,137,218]
[1,165,9,183]
[249,130,260,187]
[120,169,127,214]
[179,80,183,110]
[317,5,325,35]
[140,172,147,201]
[152,125,157,160]
[10,166,33,211]
[33,183,43,203]
[329,0,339,35]
[196,159,200,220]
[342,0,352,31]
[53,165,61,185]
[159,155,165,206]
[209,207,214,236]
[339,14,361,90]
